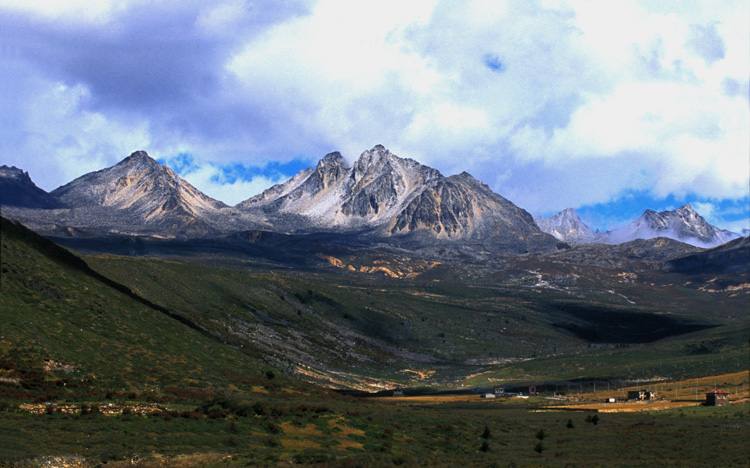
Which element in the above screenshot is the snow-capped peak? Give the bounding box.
[605,204,740,248]
[534,208,596,243]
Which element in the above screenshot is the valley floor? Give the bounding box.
[1,372,748,468]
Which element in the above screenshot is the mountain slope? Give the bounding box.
[239,146,442,226]
[0,216,273,397]
[604,204,739,247]
[47,151,227,236]
[665,236,750,274]
[0,165,64,209]
[240,145,554,251]
[534,208,596,243]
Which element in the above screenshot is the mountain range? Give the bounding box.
[0,146,742,251]
[535,205,740,248]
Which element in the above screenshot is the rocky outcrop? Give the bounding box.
[0,165,64,209]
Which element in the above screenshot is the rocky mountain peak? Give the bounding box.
[559,207,578,217]
[0,165,31,182]
[450,171,477,183]
[677,203,696,213]
[534,208,595,243]
[352,145,393,174]
[234,146,551,251]
[675,204,700,221]
[0,165,63,209]
[45,151,226,237]
[605,205,739,248]
[115,150,162,172]
[317,151,349,170]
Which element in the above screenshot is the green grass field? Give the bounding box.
[1,390,748,467]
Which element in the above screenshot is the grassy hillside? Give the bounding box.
[83,249,739,389]
[464,319,749,387]
[0,217,279,401]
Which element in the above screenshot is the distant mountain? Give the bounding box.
[239,145,554,252]
[43,151,230,237]
[537,205,740,248]
[603,205,739,248]
[6,147,738,254]
[0,165,64,209]
[52,151,226,214]
[534,208,596,243]
[2,147,554,253]
[239,146,442,228]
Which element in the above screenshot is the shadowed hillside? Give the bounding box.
[0,217,276,399]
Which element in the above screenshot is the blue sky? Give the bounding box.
[1,0,748,233]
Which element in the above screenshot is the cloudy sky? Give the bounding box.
[1,0,748,232]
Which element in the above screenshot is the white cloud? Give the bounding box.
[0,0,747,216]
[179,164,287,206]
[0,0,129,23]
[157,155,292,205]
[0,70,152,190]
[691,200,750,235]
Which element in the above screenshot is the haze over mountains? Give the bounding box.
[0,146,742,251]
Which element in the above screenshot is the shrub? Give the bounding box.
[206,404,227,419]
[0,400,17,412]
[480,441,490,452]
[225,420,240,433]
[264,420,280,434]
[566,419,574,429]
[481,425,491,439]
[264,436,280,447]
[535,429,547,440]
[179,410,203,420]
[293,451,332,464]
[252,401,267,416]
[534,442,545,454]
